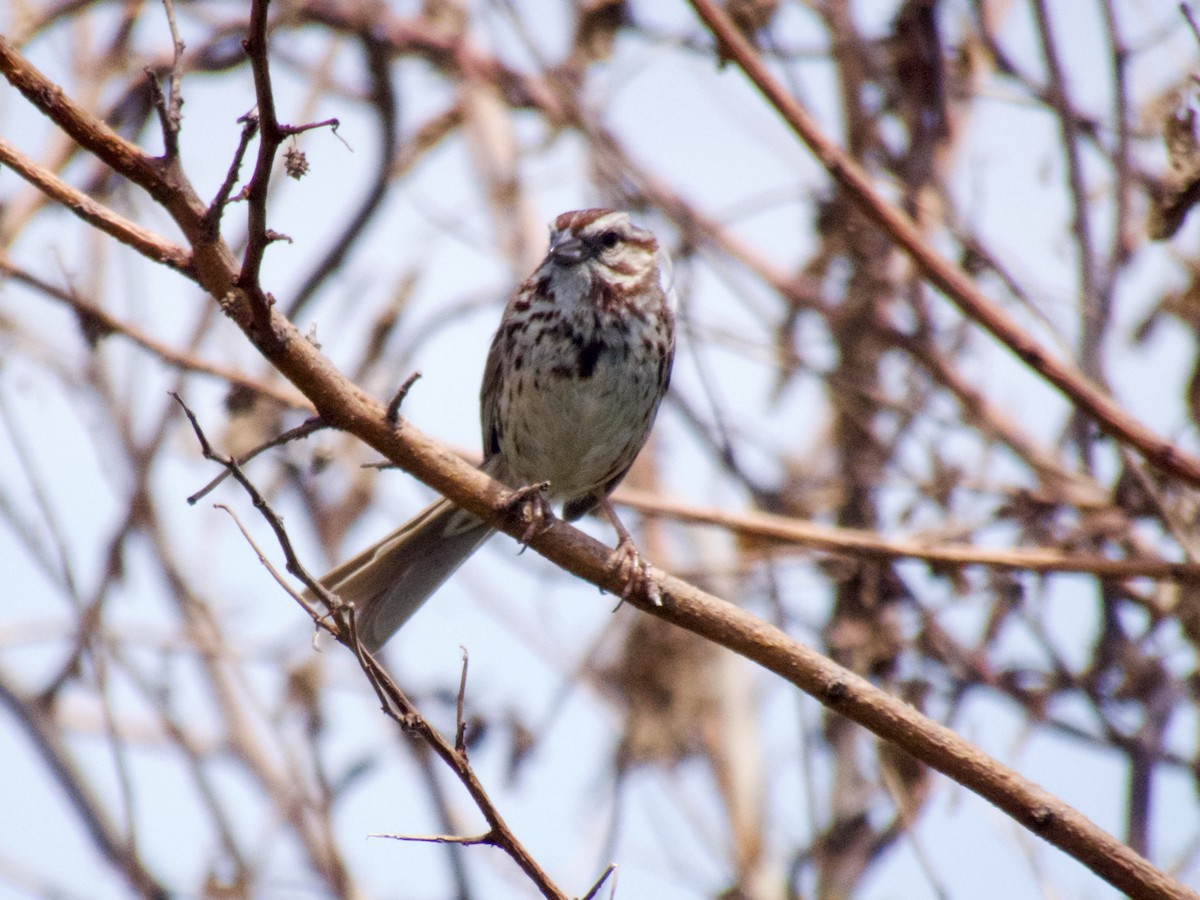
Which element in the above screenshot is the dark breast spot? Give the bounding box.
[577,339,605,378]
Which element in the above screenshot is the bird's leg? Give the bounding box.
[505,481,555,546]
[599,497,661,606]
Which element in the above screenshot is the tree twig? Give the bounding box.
[685,0,1200,490]
[174,394,570,900]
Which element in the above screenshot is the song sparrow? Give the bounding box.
[317,209,675,652]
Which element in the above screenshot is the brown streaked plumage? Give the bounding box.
[315,210,675,652]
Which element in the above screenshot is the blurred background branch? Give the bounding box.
[3,1,1200,898]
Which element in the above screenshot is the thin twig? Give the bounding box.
[386,371,422,425]
[369,831,494,846]
[187,415,328,504]
[580,864,618,900]
[1,258,306,407]
[235,3,345,325]
[172,394,348,629]
[155,0,185,157]
[612,488,1200,585]
[685,0,1200,490]
[1181,2,1200,46]
[455,646,469,755]
[213,503,323,620]
[174,394,569,900]
[0,138,192,273]
[204,112,259,238]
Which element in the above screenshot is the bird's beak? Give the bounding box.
[550,235,588,265]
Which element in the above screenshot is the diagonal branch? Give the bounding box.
[174,396,569,900]
[0,257,308,408]
[0,137,192,274]
[0,673,170,899]
[2,27,1193,900]
[685,0,1200,491]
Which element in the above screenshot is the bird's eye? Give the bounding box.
[598,230,620,250]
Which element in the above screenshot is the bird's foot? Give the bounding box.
[609,535,661,606]
[506,481,555,546]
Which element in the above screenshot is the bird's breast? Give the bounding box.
[494,312,667,500]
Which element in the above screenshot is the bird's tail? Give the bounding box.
[313,498,494,652]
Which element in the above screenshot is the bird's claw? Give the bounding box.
[609,537,662,606]
[506,481,554,547]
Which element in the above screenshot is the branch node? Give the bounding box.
[386,371,422,425]
[823,679,849,706]
[1029,807,1056,833]
[455,645,470,755]
[580,864,618,900]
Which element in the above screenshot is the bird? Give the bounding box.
[314,209,675,652]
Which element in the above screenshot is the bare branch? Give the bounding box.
[0,138,192,273]
[685,0,1200,490]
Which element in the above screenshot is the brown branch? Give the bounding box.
[580,865,617,900]
[685,0,1200,491]
[177,306,1191,899]
[175,397,568,900]
[0,39,186,209]
[5,26,1193,900]
[187,415,327,504]
[236,0,285,334]
[386,370,422,424]
[204,112,258,238]
[0,137,192,274]
[455,647,470,756]
[612,487,1200,585]
[0,672,170,899]
[155,0,185,158]
[0,257,309,409]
